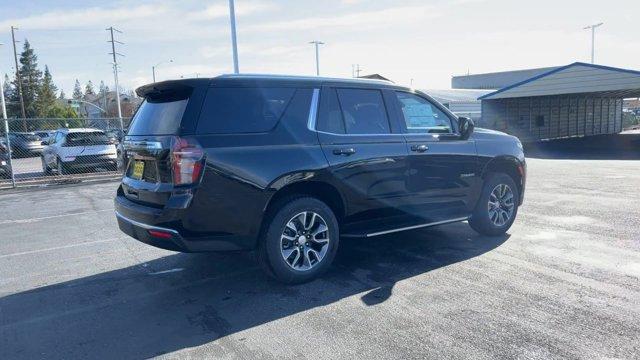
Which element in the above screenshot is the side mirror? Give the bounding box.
[41,140,48,146]
[458,116,475,140]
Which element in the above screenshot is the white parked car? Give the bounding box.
[41,128,118,175]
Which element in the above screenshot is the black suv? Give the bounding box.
[115,75,526,283]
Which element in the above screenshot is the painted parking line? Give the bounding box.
[0,209,112,225]
[0,237,120,259]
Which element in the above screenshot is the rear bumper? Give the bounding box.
[114,192,245,252]
[64,155,117,169]
[116,211,188,252]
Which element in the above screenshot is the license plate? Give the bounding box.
[131,161,144,180]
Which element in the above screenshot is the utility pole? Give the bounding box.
[353,64,362,78]
[309,41,324,76]
[107,26,124,130]
[228,0,239,73]
[11,27,26,130]
[583,22,603,64]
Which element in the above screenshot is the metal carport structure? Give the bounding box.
[477,62,640,142]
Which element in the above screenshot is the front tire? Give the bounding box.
[258,197,339,284]
[469,173,519,236]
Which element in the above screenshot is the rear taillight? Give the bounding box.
[171,136,204,186]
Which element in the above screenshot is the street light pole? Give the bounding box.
[11,27,26,131]
[0,43,16,188]
[152,59,173,83]
[309,41,324,76]
[583,22,603,64]
[68,99,107,115]
[228,0,239,73]
[0,43,7,121]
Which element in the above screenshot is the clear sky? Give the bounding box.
[1,0,639,95]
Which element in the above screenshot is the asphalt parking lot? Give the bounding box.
[1,152,639,358]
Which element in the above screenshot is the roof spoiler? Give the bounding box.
[135,79,209,99]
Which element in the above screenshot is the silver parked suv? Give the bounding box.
[41,128,118,175]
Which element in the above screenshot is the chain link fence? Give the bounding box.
[1,118,129,189]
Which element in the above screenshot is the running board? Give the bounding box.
[342,217,469,238]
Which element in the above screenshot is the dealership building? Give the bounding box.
[449,62,640,142]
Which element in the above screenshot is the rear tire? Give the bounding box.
[469,173,519,236]
[257,197,339,284]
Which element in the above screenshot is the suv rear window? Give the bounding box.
[128,99,188,136]
[196,87,295,134]
[66,132,110,146]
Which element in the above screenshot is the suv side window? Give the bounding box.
[317,88,345,134]
[197,87,296,134]
[48,132,57,144]
[56,132,64,144]
[336,88,391,134]
[395,92,453,134]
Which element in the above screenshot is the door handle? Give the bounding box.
[333,148,356,156]
[410,144,429,152]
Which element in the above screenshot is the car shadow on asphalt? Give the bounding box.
[0,222,509,359]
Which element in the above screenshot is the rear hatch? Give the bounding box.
[63,131,115,158]
[121,80,208,207]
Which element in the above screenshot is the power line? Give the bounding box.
[352,64,362,78]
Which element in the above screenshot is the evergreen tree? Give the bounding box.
[41,103,79,119]
[72,79,83,100]
[36,65,58,117]
[11,39,42,118]
[98,81,109,115]
[98,81,109,96]
[58,89,66,100]
[84,80,95,98]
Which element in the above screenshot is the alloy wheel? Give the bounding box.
[280,211,330,271]
[488,184,515,227]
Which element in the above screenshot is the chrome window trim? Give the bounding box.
[307,88,320,131]
[308,87,458,138]
[314,129,406,137]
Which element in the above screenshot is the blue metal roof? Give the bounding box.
[478,62,640,100]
